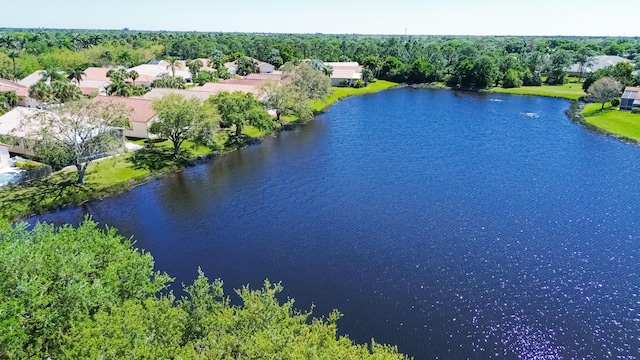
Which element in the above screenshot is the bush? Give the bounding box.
[632,108,640,114]
[339,79,349,87]
[611,98,620,107]
[502,69,523,88]
[15,160,44,170]
[353,79,365,88]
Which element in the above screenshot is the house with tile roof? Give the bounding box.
[94,96,157,138]
[0,78,37,107]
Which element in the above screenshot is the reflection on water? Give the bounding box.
[30,89,640,359]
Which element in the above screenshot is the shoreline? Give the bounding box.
[0,81,399,222]
[5,81,638,221]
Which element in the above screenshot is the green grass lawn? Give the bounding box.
[490,82,585,100]
[312,80,398,112]
[582,103,640,141]
[2,81,398,220]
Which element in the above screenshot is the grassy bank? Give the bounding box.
[312,80,398,112]
[0,81,398,221]
[490,82,585,100]
[581,103,640,141]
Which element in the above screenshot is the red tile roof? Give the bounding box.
[94,96,156,123]
[0,78,28,97]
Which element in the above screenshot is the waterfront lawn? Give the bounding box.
[582,103,640,141]
[312,80,398,112]
[490,83,585,100]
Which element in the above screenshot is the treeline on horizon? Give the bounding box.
[1,30,640,90]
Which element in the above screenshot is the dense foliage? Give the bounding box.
[0,219,409,359]
[1,30,639,90]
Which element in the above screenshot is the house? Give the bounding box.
[94,96,157,138]
[141,88,216,102]
[0,78,37,107]
[129,60,193,83]
[0,107,45,155]
[245,73,283,82]
[620,86,640,111]
[566,55,632,77]
[78,80,110,96]
[18,70,47,88]
[189,82,263,98]
[224,58,276,75]
[324,62,363,86]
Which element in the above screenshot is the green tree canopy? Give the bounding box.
[208,91,273,139]
[0,219,409,359]
[150,93,220,156]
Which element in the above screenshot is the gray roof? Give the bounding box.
[566,55,631,74]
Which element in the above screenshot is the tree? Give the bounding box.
[267,49,283,68]
[66,65,86,85]
[407,58,435,84]
[51,79,82,103]
[192,70,217,86]
[128,69,139,85]
[28,81,53,104]
[18,98,130,183]
[0,220,409,359]
[502,68,523,88]
[261,81,312,123]
[209,49,224,69]
[281,62,331,101]
[585,77,623,110]
[208,91,273,139]
[149,93,219,156]
[575,47,595,81]
[0,91,18,111]
[165,57,182,77]
[6,48,20,81]
[151,76,186,89]
[186,59,203,79]
[40,66,65,82]
[235,56,259,76]
[106,68,129,82]
[107,79,133,97]
[362,67,374,83]
[546,50,573,85]
[0,219,170,359]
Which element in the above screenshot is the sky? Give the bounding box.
[1,0,638,37]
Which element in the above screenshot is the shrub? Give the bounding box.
[632,108,640,114]
[15,160,44,170]
[339,79,349,87]
[502,69,523,88]
[353,79,365,88]
[611,98,620,107]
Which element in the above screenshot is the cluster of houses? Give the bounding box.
[0,58,364,159]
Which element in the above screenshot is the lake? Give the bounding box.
[30,88,640,359]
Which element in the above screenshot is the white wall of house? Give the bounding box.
[125,120,156,139]
[6,138,34,157]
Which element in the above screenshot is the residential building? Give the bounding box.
[224,58,276,75]
[324,62,363,86]
[129,60,193,83]
[0,143,9,169]
[189,82,262,98]
[94,96,157,138]
[0,78,37,107]
[140,88,216,102]
[245,73,283,82]
[566,55,632,77]
[620,86,640,111]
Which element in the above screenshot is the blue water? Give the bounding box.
[29,89,640,359]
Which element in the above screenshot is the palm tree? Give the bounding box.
[106,68,129,82]
[128,70,139,85]
[66,66,86,85]
[40,67,65,83]
[107,79,132,97]
[28,81,53,104]
[186,59,203,80]
[165,57,183,78]
[6,49,21,81]
[51,80,81,103]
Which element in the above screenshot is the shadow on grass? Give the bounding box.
[224,134,259,149]
[0,171,82,220]
[582,105,615,117]
[129,147,192,172]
